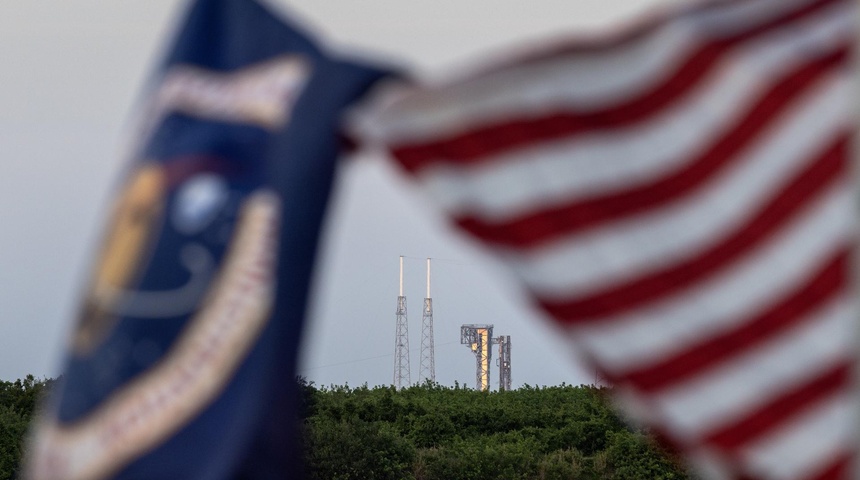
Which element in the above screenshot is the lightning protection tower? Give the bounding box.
[393,256,410,389]
[419,258,436,384]
[461,324,494,391]
[496,335,512,391]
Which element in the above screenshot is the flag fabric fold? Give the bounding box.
[350,0,858,478]
[24,0,391,479]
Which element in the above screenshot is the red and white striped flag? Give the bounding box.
[351,0,858,478]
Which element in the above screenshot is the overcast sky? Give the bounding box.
[0,0,675,390]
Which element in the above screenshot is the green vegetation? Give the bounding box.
[300,380,692,480]
[0,377,692,479]
[0,375,53,480]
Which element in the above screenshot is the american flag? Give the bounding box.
[351,0,858,478]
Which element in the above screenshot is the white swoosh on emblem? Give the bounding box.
[96,243,215,318]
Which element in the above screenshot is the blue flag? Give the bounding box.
[25,0,391,478]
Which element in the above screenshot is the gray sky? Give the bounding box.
[0,0,672,389]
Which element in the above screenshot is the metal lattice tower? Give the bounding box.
[419,258,436,384]
[393,256,410,389]
[460,324,494,391]
[496,336,512,391]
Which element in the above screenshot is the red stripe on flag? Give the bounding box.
[455,47,848,248]
[540,136,847,324]
[701,361,849,451]
[802,452,852,480]
[391,0,842,173]
[612,249,847,392]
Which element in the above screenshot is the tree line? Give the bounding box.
[0,375,53,480]
[300,380,692,480]
[0,376,692,479]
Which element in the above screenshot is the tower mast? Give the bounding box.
[419,258,436,384]
[393,256,410,389]
[497,335,512,391]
